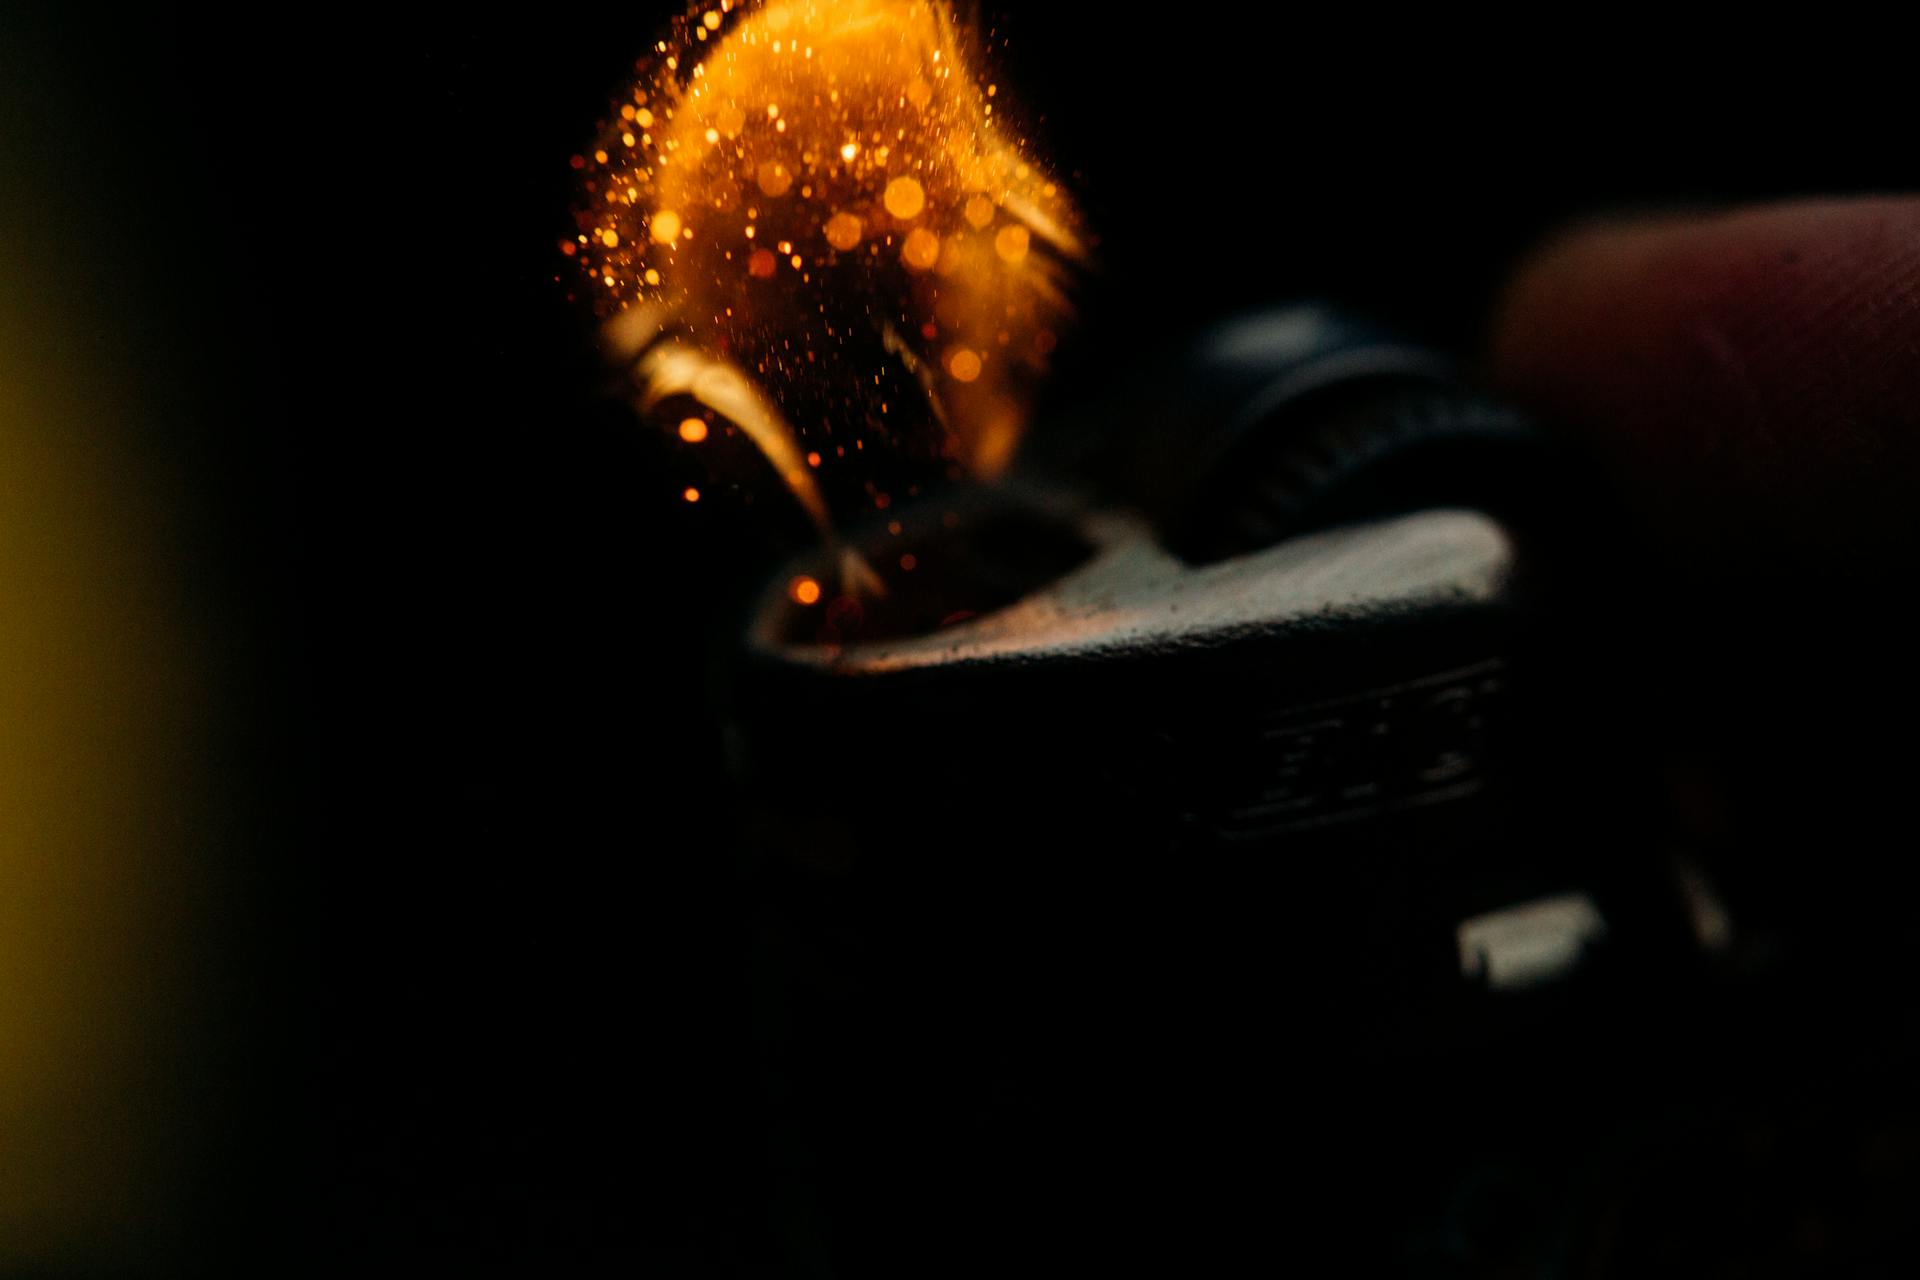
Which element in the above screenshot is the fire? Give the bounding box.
[572,0,1081,573]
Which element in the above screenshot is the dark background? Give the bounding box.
[2,7,1911,1273]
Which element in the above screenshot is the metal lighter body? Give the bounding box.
[727,308,1693,1274]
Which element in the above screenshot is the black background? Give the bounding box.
[4,7,1913,1273]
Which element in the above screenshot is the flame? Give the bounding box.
[572,0,1081,571]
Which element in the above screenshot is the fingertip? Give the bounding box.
[1490,197,1920,561]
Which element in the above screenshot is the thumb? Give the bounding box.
[1490,196,1920,570]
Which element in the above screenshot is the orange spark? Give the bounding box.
[573,0,1083,588]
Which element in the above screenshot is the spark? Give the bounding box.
[571,0,1082,594]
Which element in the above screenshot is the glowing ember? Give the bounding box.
[573,0,1082,583]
